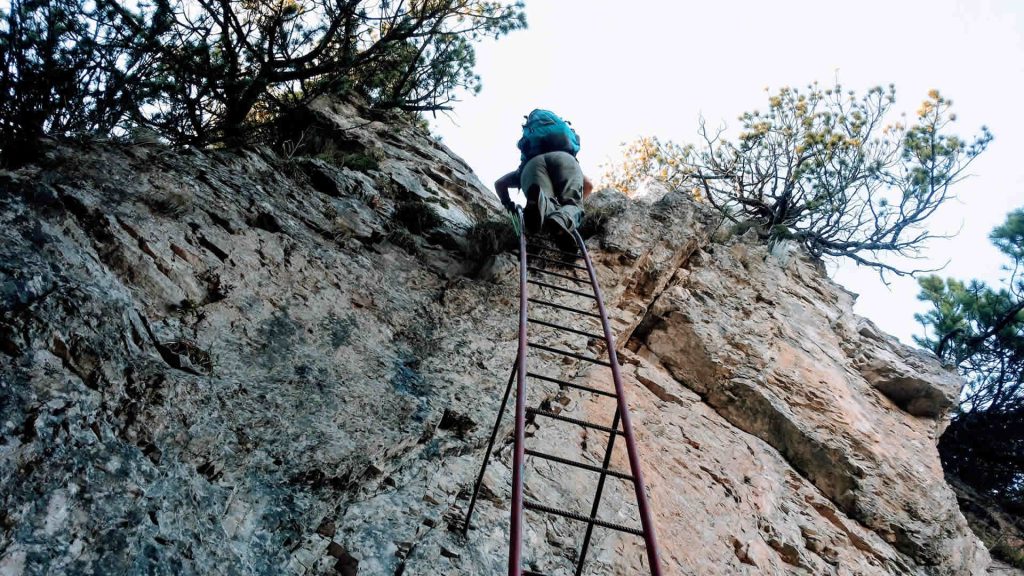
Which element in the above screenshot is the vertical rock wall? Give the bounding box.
[0,101,995,575]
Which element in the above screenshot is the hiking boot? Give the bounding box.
[523,186,544,234]
[524,204,543,235]
[554,230,579,255]
[544,211,579,254]
[545,210,573,233]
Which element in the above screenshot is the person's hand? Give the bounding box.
[582,174,594,200]
[494,170,520,213]
[501,196,518,212]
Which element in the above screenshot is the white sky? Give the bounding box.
[432,0,1024,346]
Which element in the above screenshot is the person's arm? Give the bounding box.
[582,174,594,200]
[495,171,520,210]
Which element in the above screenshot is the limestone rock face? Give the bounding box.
[849,319,961,419]
[0,100,997,575]
[297,96,498,231]
[619,221,989,575]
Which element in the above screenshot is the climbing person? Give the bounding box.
[495,109,594,251]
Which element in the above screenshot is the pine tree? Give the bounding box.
[0,0,527,158]
[915,208,1024,507]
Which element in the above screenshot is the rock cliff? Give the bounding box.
[0,99,1001,575]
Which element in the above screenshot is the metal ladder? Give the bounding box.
[463,209,663,575]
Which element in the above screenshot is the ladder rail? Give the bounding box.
[575,408,621,575]
[573,229,663,575]
[509,208,529,576]
[463,363,517,535]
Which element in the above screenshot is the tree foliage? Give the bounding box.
[0,0,156,163]
[915,208,1024,507]
[0,0,526,158]
[603,84,991,277]
[139,0,525,144]
[601,136,691,198]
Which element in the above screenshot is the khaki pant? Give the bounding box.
[520,151,584,234]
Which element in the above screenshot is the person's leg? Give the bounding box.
[545,152,584,232]
[519,154,554,234]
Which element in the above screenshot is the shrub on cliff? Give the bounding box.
[139,0,526,145]
[915,208,1024,514]
[0,0,526,161]
[0,0,156,165]
[603,84,991,277]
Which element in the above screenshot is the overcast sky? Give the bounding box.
[432,0,1024,346]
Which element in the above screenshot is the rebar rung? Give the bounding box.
[528,298,602,319]
[517,252,588,270]
[527,279,597,300]
[526,242,582,259]
[531,343,611,366]
[527,266,589,285]
[526,407,622,435]
[528,317,605,341]
[525,449,634,481]
[527,371,617,398]
[523,500,645,536]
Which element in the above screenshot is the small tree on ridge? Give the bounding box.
[604,84,992,277]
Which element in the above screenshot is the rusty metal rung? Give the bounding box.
[523,500,644,536]
[528,297,601,319]
[526,407,622,435]
[526,242,581,259]
[518,252,588,270]
[527,266,589,285]
[527,279,597,299]
[528,317,604,341]
[525,449,634,481]
[531,343,611,367]
[526,372,617,398]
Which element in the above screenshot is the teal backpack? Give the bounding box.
[517,109,580,163]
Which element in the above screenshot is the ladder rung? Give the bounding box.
[531,343,610,367]
[527,279,597,300]
[518,252,588,270]
[528,298,601,319]
[523,500,644,537]
[527,372,617,398]
[525,449,634,481]
[528,317,604,341]
[526,407,622,435]
[527,243,581,259]
[527,266,589,285]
